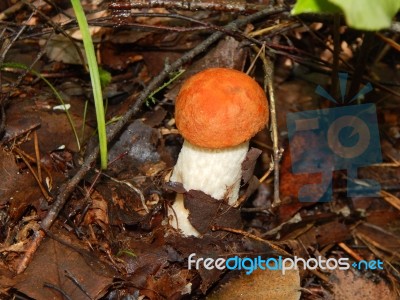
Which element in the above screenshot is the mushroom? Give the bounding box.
[168,68,269,236]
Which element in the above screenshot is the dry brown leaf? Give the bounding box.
[144,268,194,299]
[208,268,301,300]
[0,149,43,222]
[14,233,115,299]
[184,189,242,235]
[241,147,262,184]
[353,222,400,261]
[330,269,397,300]
[0,262,15,296]
[84,189,109,227]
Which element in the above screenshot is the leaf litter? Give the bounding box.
[0,1,399,299]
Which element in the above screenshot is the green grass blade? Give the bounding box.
[70,0,108,169]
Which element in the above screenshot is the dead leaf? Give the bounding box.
[330,269,397,300]
[0,262,15,295]
[241,147,262,184]
[184,189,242,235]
[0,149,43,222]
[144,268,194,299]
[14,232,115,299]
[208,268,301,300]
[316,220,351,247]
[353,222,400,261]
[83,189,109,227]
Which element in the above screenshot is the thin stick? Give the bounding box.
[64,269,93,300]
[338,242,364,262]
[15,6,287,274]
[109,0,266,13]
[348,32,374,99]
[97,170,149,213]
[309,269,330,283]
[33,131,42,183]
[212,225,292,257]
[258,162,274,184]
[380,190,400,212]
[253,44,282,207]
[13,147,52,202]
[43,282,73,300]
[16,229,46,274]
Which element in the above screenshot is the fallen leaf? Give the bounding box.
[330,269,397,300]
[184,189,242,236]
[14,232,115,300]
[208,268,301,300]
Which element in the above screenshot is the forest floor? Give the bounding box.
[0,1,399,299]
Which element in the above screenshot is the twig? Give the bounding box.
[97,170,149,213]
[338,242,364,262]
[211,225,292,257]
[109,0,266,13]
[15,6,287,274]
[13,147,52,202]
[259,161,274,184]
[246,45,276,188]
[103,12,264,46]
[308,269,330,283]
[0,0,25,20]
[43,282,73,300]
[16,229,46,273]
[33,131,42,183]
[374,33,400,63]
[254,44,282,207]
[380,190,400,212]
[348,32,374,99]
[64,269,93,300]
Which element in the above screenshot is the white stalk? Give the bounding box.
[168,140,249,236]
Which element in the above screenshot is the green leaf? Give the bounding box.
[292,0,342,15]
[329,0,400,30]
[292,0,400,31]
[99,68,112,89]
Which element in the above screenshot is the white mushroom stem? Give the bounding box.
[168,140,249,236]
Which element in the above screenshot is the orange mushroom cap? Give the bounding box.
[175,68,269,149]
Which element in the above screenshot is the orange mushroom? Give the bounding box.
[169,68,269,236]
